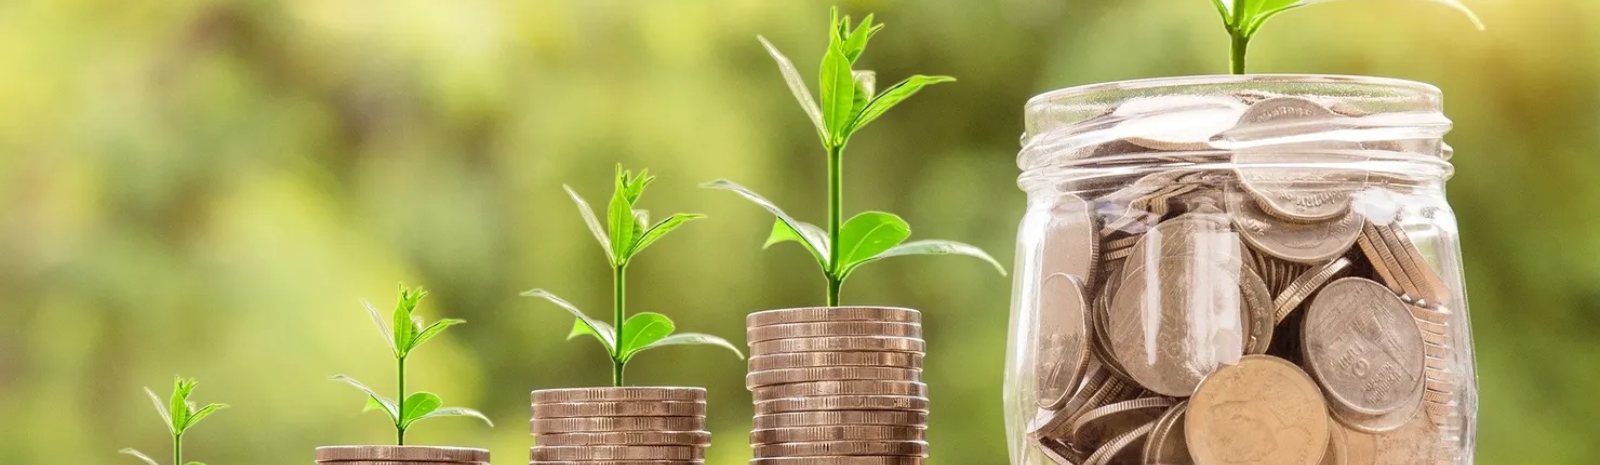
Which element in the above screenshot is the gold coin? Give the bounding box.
[534,431,711,447]
[750,425,925,445]
[313,445,489,462]
[531,387,705,404]
[750,336,925,356]
[1186,355,1329,465]
[749,457,923,465]
[1321,417,1348,465]
[755,395,930,415]
[1274,258,1353,324]
[748,322,923,342]
[1036,273,1092,410]
[749,352,923,371]
[532,401,705,418]
[747,366,922,389]
[530,416,704,434]
[752,381,928,401]
[752,441,929,457]
[530,445,702,461]
[1303,278,1425,417]
[747,307,921,327]
[753,411,928,429]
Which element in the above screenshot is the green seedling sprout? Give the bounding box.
[525,165,744,386]
[1211,0,1484,74]
[705,8,1005,306]
[120,376,227,465]
[333,284,492,445]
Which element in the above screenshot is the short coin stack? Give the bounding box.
[530,387,710,465]
[315,446,489,465]
[746,307,930,465]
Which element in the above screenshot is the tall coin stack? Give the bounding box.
[530,387,710,465]
[746,307,931,465]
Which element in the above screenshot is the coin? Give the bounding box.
[751,336,925,356]
[1240,265,1276,355]
[748,322,923,342]
[1109,95,1247,151]
[1041,192,1101,284]
[530,445,703,461]
[748,307,921,327]
[1234,153,1368,224]
[1303,278,1425,417]
[1342,413,1445,465]
[530,416,704,434]
[1224,96,1339,141]
[532,387,705,404]
[314,446,489,462]
[747,366,923,389]
[534,431,711,447]
[532,401,706,418]
[752,441,929,457]
[1372,223,1451,305]
[1035,434,1087,465]
[751,425,925,444]
[1321,417,1348,465]
[1141,401,1192,465]
[750,457,924,465]
[755,395,930,414]
[1036,273,1092,410]
[1355,223,1421,300]
[1274,258,1353,323]
[316,461,488,465]
[1231,191,1363,264]
[749,352,924,371]
[753,411,928,429]
[1186,355,1330,465]
[529,462,700,465]
[1081,420,1156,465]
[752,381,928,401]
[1069,397,1173,448]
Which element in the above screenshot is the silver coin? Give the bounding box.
[1230,190,1363,264]
[1036,273,1091,410]
[1303,278,1426,417]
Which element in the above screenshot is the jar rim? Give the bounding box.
[1025,74,1442,111]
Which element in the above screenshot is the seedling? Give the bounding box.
[120,377,227,465]
[525,166,744,386]
[705,8,1004,306]
[1210,0,1484,74]
[333,284,492,445]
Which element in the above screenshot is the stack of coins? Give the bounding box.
[530,387,710,465]
[747,307,930,465]
[1020,94,1468,464]
[315,446,489,465]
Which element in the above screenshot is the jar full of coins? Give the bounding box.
[1004,75,1476,465]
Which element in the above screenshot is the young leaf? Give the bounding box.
[851,70,876,119]
[523,289,618,354]
[630,213,707,259]
[181,403,228,433]
[399,392,443,427]
[392,287,424,357]
[409,318,466,353]
[331,375,399,422]
[836,212,912,272]
[421,407,495,427]
[564,185,615,261]
[842,239,1008,279]
[849,75,957,134]
[185,462,206,465]
[567,317,618,345]
[840,13,883,63]
[608,172,639,260]
[818,42,857,145]
[168,378,195,434]
[763,219,830,269]
[362,300,395,351]
[632,333,746,360]
[757,36,827,143]
[618,312,676,360]
[144,387,174,434]
[120,448,161,465]
[701,179,830,267]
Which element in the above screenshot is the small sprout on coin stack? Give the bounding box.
[1208,0,1484,73]
[705,7,1004,306]
[525,165,744,386]
[333,285,492,445]
[120,377,227,465]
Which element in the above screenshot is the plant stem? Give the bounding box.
[825,144,844,307]
[173,433,182,465]
[396,355,407,445]
[612,264,628,386]
[1230,33,1249,75]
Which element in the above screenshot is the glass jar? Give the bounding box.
[1004,75,1476,465]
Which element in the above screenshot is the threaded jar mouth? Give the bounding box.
[1018,75,1455,193]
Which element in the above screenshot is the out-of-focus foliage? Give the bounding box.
[0,0,1593,464]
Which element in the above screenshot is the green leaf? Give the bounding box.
[632,333,746,360]
[392,285,426,356]
[567,317,618,349]
[851,70,876,118]
[422,407,494,427]
[843,239,1008,279]
[840,13,883,63]
[144,387,174,435]
[399,392,442,427]
[756,36,826,143]
[522,289,618,355]
[181,403,227,433]
[849,75,956,135]
[184,462,206,465]
[362,300,395,352]
[168,377,195,435]
[563,185,614,260]
[701,179,830,269]
[331,375,399,423]
[763,218,830,268]
[836,212,911,274]
[119,448,161,465]
[618,312,675,360]
[630,213,706,259]
[818,42,856,145]
[409,318,466,353]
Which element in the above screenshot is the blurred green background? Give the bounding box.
[1,0,1596,464]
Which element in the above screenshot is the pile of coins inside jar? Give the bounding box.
[1024,95,1465,465]
[316,446,489,465]
[529,387,711,464]
[746,307,931,465]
